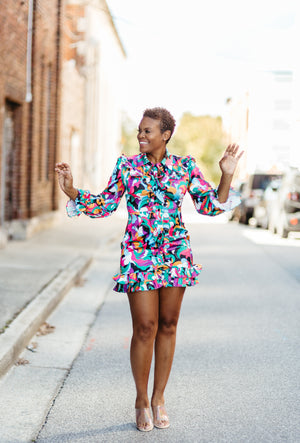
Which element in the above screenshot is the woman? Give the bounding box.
[55,107,243,432]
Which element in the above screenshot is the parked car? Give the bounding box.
[253,178,282,228]
[237,173,282,224]
[229,181,246,221]
[268,168,300,238]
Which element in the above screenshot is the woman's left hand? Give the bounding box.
[219,144,244,176]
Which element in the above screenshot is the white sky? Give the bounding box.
[106,0,297,123]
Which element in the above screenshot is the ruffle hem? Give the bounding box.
[113,263,202,293]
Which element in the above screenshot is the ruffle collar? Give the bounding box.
[140,148,173,171]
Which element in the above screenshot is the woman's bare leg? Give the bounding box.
[128,289,159,409]
[151,286,185,407]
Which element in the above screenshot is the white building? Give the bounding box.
[61,0,126,195]
[224,69,297,179]
[83,0,126,189]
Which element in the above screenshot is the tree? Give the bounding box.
[169,113,226,184]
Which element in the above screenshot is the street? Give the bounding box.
[0,215,299,442]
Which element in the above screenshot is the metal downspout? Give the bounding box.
[25,0,34,103]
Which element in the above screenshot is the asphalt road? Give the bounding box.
[1,218,300,442]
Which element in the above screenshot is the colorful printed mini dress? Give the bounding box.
[67,150,240,293]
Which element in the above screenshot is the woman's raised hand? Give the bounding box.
[219,144,244,176]
[55,162,78,200]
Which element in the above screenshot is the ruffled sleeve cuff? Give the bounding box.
[66,189,83,217]
[211,188,241,212]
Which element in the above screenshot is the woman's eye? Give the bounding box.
[137,128,150,134]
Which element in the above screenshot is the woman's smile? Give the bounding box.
[137,117,168,162]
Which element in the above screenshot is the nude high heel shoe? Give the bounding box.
[135,408,154,432]
[151,405,170,429]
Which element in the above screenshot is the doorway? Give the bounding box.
[1,100,21,224]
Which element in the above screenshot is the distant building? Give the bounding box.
[224,70,296,179]
[61,0,126,197]
[0,0,64,246]
[60,1,86,190]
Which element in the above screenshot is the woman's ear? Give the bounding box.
[163,130,171,142]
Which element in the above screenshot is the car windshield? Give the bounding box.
[252,174,281,190]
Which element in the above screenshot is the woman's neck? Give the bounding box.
[146,149,167,165]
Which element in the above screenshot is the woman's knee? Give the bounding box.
[158,316,178,336]
[133,319,158,342]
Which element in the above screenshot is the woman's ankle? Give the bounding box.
[135,395,150,409]
[151,393,165,407]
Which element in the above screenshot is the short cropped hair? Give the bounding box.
[143,107,176,143]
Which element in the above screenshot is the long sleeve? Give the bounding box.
[66,156,126,218]
[187,156,240,216]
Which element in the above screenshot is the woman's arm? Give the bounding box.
[217,144,244,203]
[55,157,126,218]
[55,162,78,200]
[187,144,243,216]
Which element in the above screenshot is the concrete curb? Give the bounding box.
[0,254,92,378]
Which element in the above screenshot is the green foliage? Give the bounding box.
[121,112,226,185]
[169,113,226,184]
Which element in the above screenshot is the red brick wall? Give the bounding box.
[0,0,63,221]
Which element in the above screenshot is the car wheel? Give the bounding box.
[239,213,246,224]
[245,213,252,225]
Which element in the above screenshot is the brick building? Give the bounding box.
[0,0,63,245]
[0,0,126,247]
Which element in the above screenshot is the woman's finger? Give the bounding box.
[55,162,71,171]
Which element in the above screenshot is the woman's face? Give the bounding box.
[137,117,170,156]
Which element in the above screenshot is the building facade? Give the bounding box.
[0,0,63,245]
[0,0,126,246]
[224,70,296,180]
[59,0,126,209]
[81,0,126,191]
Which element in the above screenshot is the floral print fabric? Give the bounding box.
[67,151,240,293]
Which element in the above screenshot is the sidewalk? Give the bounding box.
[0,211,126,377]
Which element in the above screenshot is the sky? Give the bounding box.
[106,0,297,123]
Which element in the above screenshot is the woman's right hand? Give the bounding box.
[55,162,78,200]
